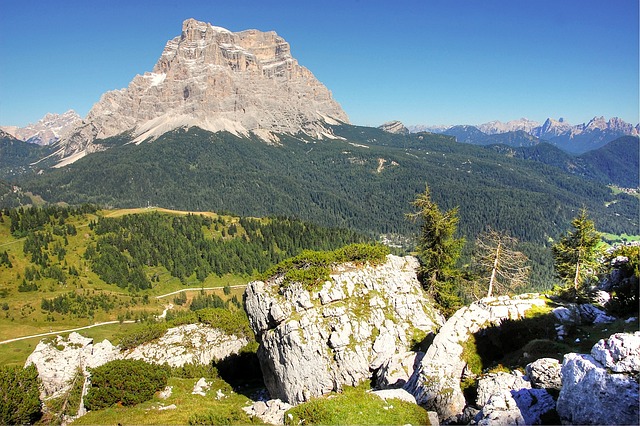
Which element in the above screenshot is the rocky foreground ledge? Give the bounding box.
[244,254,444,405]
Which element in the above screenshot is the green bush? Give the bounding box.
[84,359,170,410]
[188,406,254,425]
[195,308,254,339]
[118,322,168,350]
[0,364,42,425]
[264,243,390,290]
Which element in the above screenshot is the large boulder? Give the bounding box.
[524,358,562,391]
[590,331,640,373]
[244,255,443,405]
[472,388,556,426]
[471,371,556,425]
[556,332,640,425]
[404,294,547,421]
[475,372,530,408]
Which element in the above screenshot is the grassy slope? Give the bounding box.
[0,207,252,366]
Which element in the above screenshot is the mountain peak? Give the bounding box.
[55,19,348,165]
[0,110,82,146]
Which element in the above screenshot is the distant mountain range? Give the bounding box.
[400,117,639,154]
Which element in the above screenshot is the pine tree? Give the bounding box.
[408,184,464,315]
[552,208,602,297]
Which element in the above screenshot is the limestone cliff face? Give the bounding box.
[55,18,349,165]
[243,255,444,405]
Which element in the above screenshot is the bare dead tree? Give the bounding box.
[473,227,531,298]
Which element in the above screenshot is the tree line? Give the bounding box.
[84,212,369,291]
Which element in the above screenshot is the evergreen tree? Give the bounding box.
[552,208,602,297]
[0,365,42,425]
[408,184,465,315]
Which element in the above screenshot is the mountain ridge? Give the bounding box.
[405,116,639,154]
[48,18,348,166]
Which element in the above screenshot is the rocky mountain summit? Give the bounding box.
[52,18,348,166]
[244,255,444,405]
[0,110,81,146]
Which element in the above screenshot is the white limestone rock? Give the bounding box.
[242,398,293,425]
[556,350,639,425]
[192,377,210,396]
[475,372,531,408]
[590,331,640,373]
[472,388,556,426]
[124,323,248,367]
[25,323,247,400]
[25,332,97,398]
[376,351,424,389]
[244,254,443,405]
[404,294,547,421]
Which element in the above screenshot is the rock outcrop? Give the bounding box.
[378,120,409,135]
[404,294,547,421]
[556,332,640,425]
[25,324,247,398]
[125,323,248,367]
[244,255,443,405]
[55,18,348,165]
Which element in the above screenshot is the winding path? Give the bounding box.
[0,284,249,345]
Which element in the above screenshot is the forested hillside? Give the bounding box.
[0,206,369,342]
[12,126,637,245]
[488,136,639,189]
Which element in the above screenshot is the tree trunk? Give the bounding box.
[487,242,500,297]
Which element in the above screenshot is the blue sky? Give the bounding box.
[0,0,638,128]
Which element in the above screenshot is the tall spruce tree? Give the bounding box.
[408,184,464,315]
[552,208,602,297]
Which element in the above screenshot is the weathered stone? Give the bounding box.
[191,377,210,396]
[370,388,417,404]
[525,358,562,390]
[475,372,530,408]
[242,398,293,425]
[472,388,556,426]
[405,295,546,420]
[244,255,443,405]
[557,347,640,425]
[590,331,640,373]
[125,323,249,367]
[25,324,247,401]
[579,303,616,324]
[376,351,424,389]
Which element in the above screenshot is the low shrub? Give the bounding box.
[188,406,254,425]
[84,359,170,410]
[263,243,390,290]
[118,322,168,351]
[0,364,42,425]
